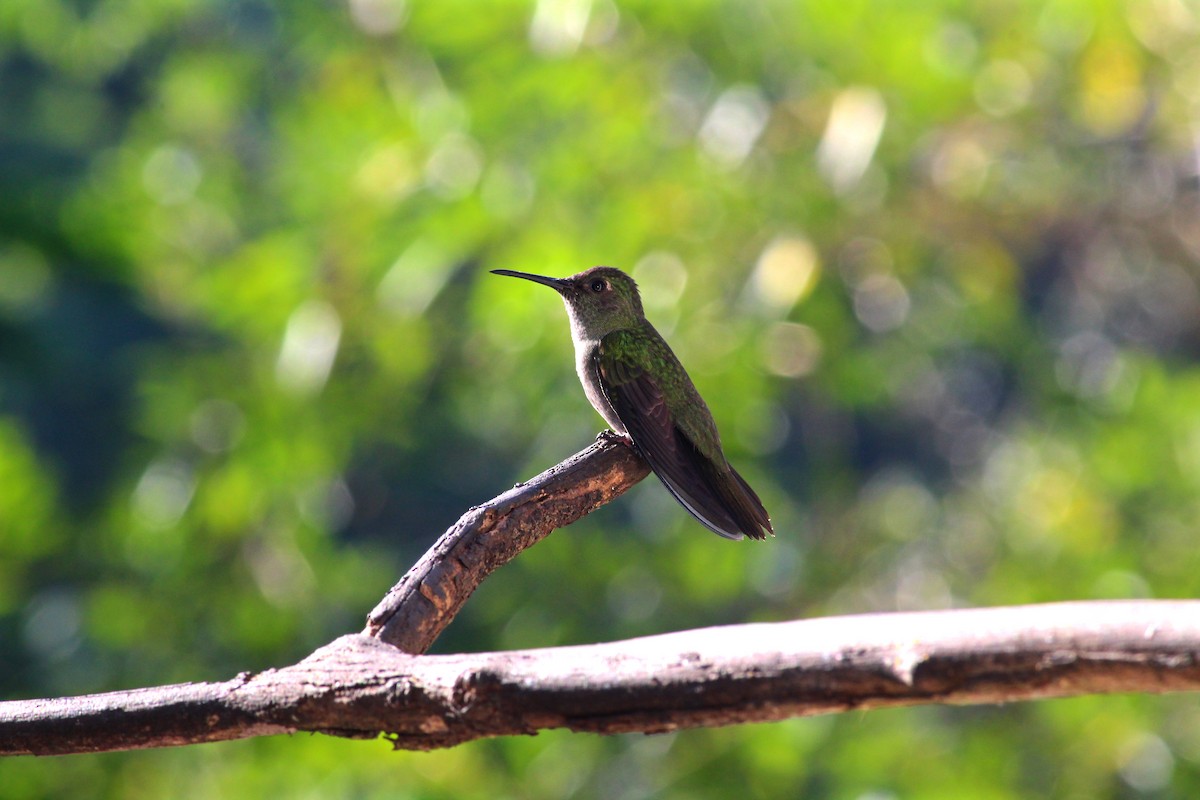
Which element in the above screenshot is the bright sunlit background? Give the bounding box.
[4,0,1200,797]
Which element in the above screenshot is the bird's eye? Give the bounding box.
[590,279,607,293]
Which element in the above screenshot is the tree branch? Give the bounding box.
[3,437,1199,757]
[5,601,1200,755]
[364,432,651,652]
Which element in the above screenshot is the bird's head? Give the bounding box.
[491,266,645,340]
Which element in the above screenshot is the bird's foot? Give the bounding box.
[596,429,634,447]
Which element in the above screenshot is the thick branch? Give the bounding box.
[365,432,651,652]
[7,442,1199,758]
[5,601,1200,755]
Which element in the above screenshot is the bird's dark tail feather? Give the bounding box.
[719,465,773,540]
[692,450,773,540]
[654,428,775,541]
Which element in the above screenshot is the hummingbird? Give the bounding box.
[491,266,773,541]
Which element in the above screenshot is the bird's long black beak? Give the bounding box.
[490,269,568,292]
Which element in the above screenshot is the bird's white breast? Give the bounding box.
[572,335,626,434]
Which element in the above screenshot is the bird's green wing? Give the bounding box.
[594,329,769,540]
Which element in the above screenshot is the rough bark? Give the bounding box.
[5,601,1200,756]
[365,432,651,651]
[3,435,1199,758]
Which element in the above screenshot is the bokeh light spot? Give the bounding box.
[761,322,822,378]
[276,300,343,394]
[817,87,886,194]
[751,235,821,314]
[853,274,910,333]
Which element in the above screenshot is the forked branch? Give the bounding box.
[3,435,1199,757]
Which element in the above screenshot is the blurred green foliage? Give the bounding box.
[3,0,1200,796]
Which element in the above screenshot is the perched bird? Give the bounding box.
[491,266,773,541]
